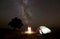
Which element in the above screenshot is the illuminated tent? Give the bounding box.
[36,25,51,34]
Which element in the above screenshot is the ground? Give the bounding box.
[0,28,60,39]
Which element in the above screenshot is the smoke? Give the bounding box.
[23,0,28,5]
[21,0,32,25]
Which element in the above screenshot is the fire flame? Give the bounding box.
[24,27,35,34]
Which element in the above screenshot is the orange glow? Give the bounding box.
[24,27,35,34]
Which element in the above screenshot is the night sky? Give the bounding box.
[0,0,60,29]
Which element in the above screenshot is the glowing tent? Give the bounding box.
[36,25,51,34]
[40,26,51,34]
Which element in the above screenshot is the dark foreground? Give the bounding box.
[0,28,60,39]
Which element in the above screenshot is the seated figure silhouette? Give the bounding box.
[8,17,23,30]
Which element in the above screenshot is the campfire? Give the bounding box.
[24,26,35,34]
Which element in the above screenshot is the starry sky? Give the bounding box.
[0,0,60,28]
